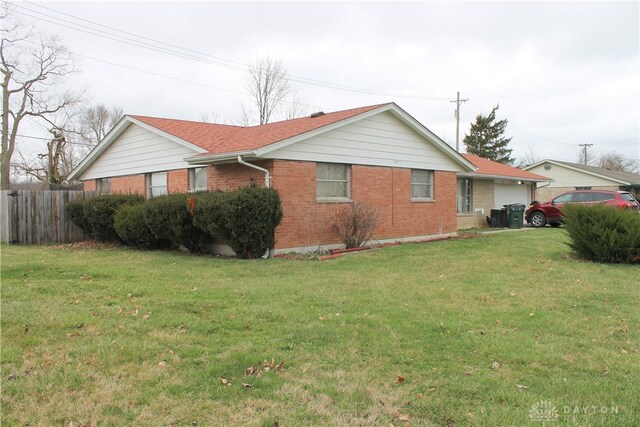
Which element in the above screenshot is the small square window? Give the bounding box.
[147,172,167,198]
[96,178,111,195]
[189,167,207,192]
[411,169,433,199]
[317,163,350,199]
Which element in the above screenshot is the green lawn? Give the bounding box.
[1,229,638,426]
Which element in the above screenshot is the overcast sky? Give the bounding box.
[9,0,640,165]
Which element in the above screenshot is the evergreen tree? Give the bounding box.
[463,105,514,164]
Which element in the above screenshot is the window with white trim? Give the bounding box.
[146,172,167,198]
[96,178,111,195]
[189,167,207,192]
[411,169,433,200]
[457,178,472,213]
[316,163,350,200]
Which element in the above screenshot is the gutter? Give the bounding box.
[237,155,272,259]
[237,156,271,188]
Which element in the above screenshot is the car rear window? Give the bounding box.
[620,193,637,202]
[592,193,615,201]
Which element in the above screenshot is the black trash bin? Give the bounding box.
[490,208,508,228]
[506,204,526,229]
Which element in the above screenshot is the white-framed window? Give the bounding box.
[317,163,350,200]
[457,178,472,213]
[189,167,207,192]
[411,169,433,200]
[96,177,111,195]
[146,172,167,198]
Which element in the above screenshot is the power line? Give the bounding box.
[11,1,450,101]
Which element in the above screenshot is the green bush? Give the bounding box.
[563,204,640,264]
[143,193,207,252]
[194,186,282,259]
[82,195,145,241]
[114,204,159,249]
[66,199,91,235]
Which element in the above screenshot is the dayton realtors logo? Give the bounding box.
[529,401,559,425]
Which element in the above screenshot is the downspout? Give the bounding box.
[237,156,272,258]
[238,155,270,188]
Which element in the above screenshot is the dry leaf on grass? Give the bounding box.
[398,414,410,422]
[219,378,231,386]
[397,376,405,384]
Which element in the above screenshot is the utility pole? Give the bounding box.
[450,91,468,151]
[578,143,593,165]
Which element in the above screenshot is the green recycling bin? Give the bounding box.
[506,204,526,229]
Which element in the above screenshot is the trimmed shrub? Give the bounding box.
[194,186,283,259]
[563,204,640,264]
[66,199,91,235]
[114,204,159,249]
[82,194,144,241]
[333,200,378,248]
[143,193,207,252]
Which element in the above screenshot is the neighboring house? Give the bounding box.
[69,103,478,254]
[524,159,640,201]
[455,154,550,229]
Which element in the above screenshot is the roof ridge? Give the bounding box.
[242,103,392,129]
[129,114,242,129]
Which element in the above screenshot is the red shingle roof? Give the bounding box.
[462,153,549,181]
[130,104,389,155]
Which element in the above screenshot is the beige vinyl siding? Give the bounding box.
[527,163,619,187]
[81,124,200,180]
[263,111,463,172]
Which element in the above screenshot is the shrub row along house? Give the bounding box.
[69,103,548,254]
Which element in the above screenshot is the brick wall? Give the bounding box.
[208,161,273,191]
[271,160,458,250]
[168,169,189,193]
[111,175,147,195]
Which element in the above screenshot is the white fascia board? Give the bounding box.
[185,150,256,165]
[525,159,629,185]
[253,103,476,172]
[458,172,552,183]
[69,115,208,181]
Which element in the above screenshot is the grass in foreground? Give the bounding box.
[1,229,639,426]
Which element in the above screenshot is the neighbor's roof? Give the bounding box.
[537,159,640,185]
[462,154,550,181]
[130,104,388,155]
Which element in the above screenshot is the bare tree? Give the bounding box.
[11,103,122,184]
[80,104,123,146]
[281,89,311,120]
[1,7,81,189]
[597,151,640,174]
[576,145,596,166]
[515,145,540,168]
[245,56,290,125]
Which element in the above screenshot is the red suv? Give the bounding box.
[525,190,640,227]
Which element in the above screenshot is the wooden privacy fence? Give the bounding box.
[0,190,91,245]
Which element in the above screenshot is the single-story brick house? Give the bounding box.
[524,159,640,201]
[70,103,486,253]
[455,154,550,229]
